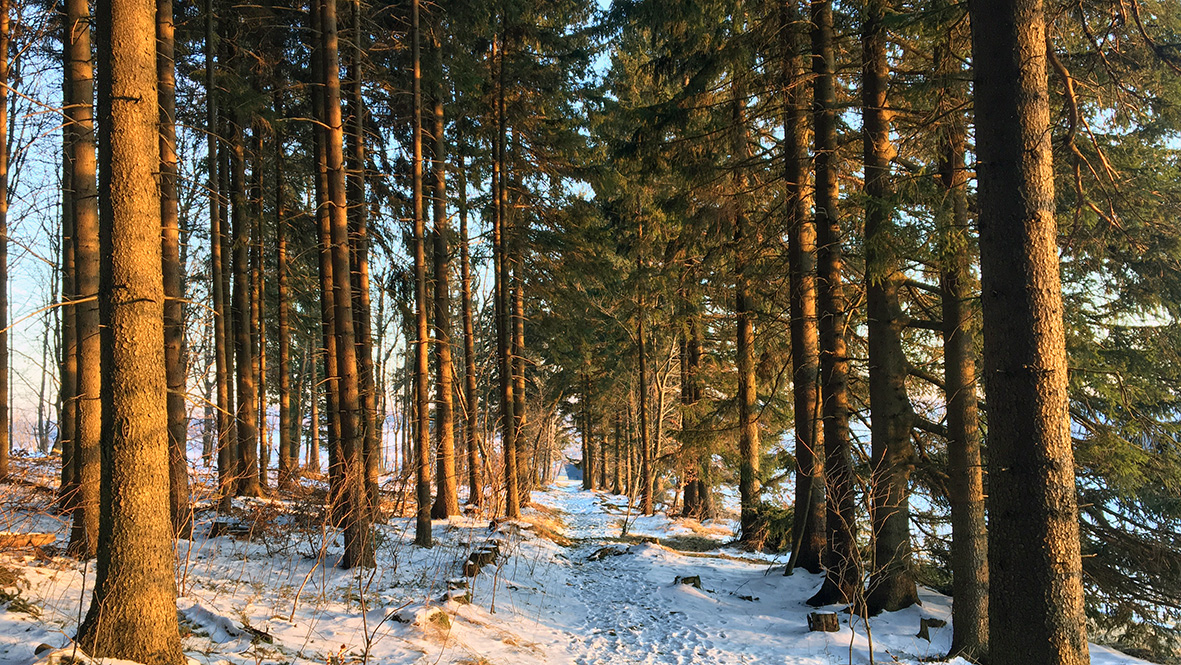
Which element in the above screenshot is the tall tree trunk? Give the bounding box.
[309,354,321,470]
[207,0,235,511]
[251,132,267,490]
[429,22,459,518]
[512,255,528,502]
[612,412,622,495]
[58,65,77,508]
[938,42,988,657]
[66,0,101,558]
[637,258,652,515]
[731,72,760,541]
[457,139,481,506]
[783,0,824,576]
[0,0,8,480]
[583,373,595,490]
[346,0,379,514]
[970,0,1089,661]
[158,0,191,537]
[75,0,184,655]
[862,0,918,614]
[806,0,858,608]
[320,0,374,567]
[276,136,293,489]
[410,0,433,546]
[494,25,519,519]
[310,0,343,511]
[231,119,261,497]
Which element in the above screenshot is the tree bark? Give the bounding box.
[58,63,77,509]
[231,119,261,497]
[970,0,1089,661]
[429,21,459,518]
[862,0,918,614]
[75,0,184,655]
[731,72,760,541]
[276,135,293,489]
[457,139,482,506]
[158,0,191,537]
[0,0,9,480]
[782,0,824,577]
[806,0,858,607]
[493,25,519,519]
[411,0,433,545]
[65,0,101,558]
[938,45,988,656]
[321,0,374,566]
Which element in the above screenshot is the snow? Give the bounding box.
[0,460,1155,665]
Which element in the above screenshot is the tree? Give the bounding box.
[411,0,433,545]
[74,0,185,656]
[65,0,101,558]
[806,0,858,608]
[862,0,918,614]
[970,0,1090,661]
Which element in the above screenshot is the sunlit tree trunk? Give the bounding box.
[806,0,858,607]
[970,0,1089,661]
[457,139,482,506]
[66,0,101,558]
[74,0,184,655]
[158,0,191,536]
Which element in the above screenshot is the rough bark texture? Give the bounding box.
[230,120,261,497]
[430,27,459,518]
[637,275,652,515]
[732,75,760,541]
[58,69,77,509]
[66,0,101,558]
[75,0,184,656]
[321,0,373,567]
[862,0,918,614]
[345,0,379,513]
[0,0,7,482]
[411,0,433,545]
[939,87,989,661]
[277,138,293,489]
[158,0,191,537]
[310,1,343,512]
[783,0,824,576]
[457,144,482,506]
[970,0,1090,662]
[494,27,520,519]
[806,0,858,608]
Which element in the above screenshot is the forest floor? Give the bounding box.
[0,455,1151,665]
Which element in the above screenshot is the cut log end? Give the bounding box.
[808,611,839,632]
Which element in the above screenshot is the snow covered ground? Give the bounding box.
[0,460,1152,665]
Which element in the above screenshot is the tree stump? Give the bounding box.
[916,616,947,641]
[808,611,839,632]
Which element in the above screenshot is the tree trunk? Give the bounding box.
[938,41,988,657]
[66,0,101,559]
[75,0,184,655]
[862,0,918,614]
[410,0,433,546]
[345,0,379,514]
[970,0,1089,661]
[637,270,653,515]
[311,0,343,511]
[276,136,293,489]
[320,0,374,567]
[0,0,8,480]
[457,138,481,506]
[58,67,77,508]
[783,0,824,576]
[250,132,267,490]
[494,25,519,519]
[731,72,760,541]
[231,119,261,497]
[429,22,459,518]
[806,0,858,608]
[512,251,528,503]
[158,0,191,537]
[207,0,235,511]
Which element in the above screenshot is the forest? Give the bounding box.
[0,0,1178,663]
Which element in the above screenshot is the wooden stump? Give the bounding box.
[916,616,947,641]
[808,611,839,632]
